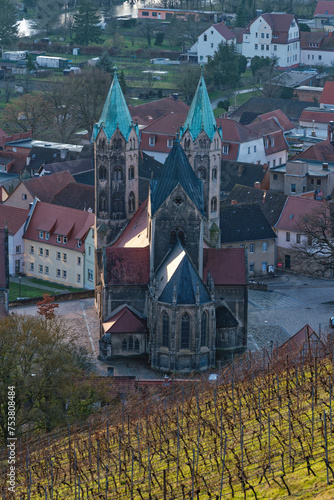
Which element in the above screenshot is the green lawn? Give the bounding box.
[9,277,86,302]
[9,282,45,301]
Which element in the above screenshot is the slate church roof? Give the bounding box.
[181,74,220,141]
[155,240,211,305]
[93,71,139,141]
[150,140,204,216]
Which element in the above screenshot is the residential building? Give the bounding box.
[256,109,295,133]
[220,202,277,276]
[313,1,334,30]
[319,81,334,108]
[246,117,289,167]
[221,161,270,198]
[23,201,95,289]
[190,22,237,64]
[300,31,334,66]
[4,171,75,210]
[216,118,266,164]
[274,196,324,272]
[38,157,95,186]
[241,13,300,69]
[263,70,318,96]
[0,205,29,275]
[299,107,334,138]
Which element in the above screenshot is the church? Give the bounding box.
[95,71,248,372]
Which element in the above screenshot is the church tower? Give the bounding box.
[93,71,140,248]
[180,74,222,244]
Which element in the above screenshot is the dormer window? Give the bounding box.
[57,235,61,243]
[45,232,50,240]
[63,236,67,244]
[167,139,173,148]
[270,137,275,147]
[223,145,229,154]
[77,240,82,248]
[265,139,269,148]
[149,137,155,146]
[39,230,44,239]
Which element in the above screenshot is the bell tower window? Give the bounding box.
[99,166,107,180]
[113,168,122,180]
[128,165,134,180]
[181,313,190,349]
[211,197,217,212]
[128,191,135,212]
[162,312,169,347]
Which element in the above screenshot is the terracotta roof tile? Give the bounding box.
[0,151,28,174]
[292,139,334,162]
[275,196,324,231]
[103,306,147,334]
[129,97,189,127]
[23,171,75,202]
[50,182,95,212]
[258,109,294,132]
[213,22,236,40]
[314,0,334,16]
[105,247,150,285]
[203,248,246,285]
[300,109,334,125]
[113,200,148,248]
[140,112,187,153]
[0,205,29,235]
[320,81,334,105]
[216,118,260,142]
[247,118,288,154]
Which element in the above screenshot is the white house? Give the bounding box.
[216,118,266,163]
[242,12,300,69]
[190,22,237,64]
[300,31,334,66]
[0,205,29,275]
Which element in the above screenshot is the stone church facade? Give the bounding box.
[95,72,248,373]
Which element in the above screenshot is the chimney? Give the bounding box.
[238,164,243,176]
[328,121,334,142]
[323,162,329,170]
[263,162,268,172]
[231,200,238,205]
[254,181,261,189]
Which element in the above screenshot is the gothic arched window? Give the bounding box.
[128,336,134,351]
[128,191,135,212]
[99,139,105,150]
[99,194,107,212]
[113,168,122,180]
[211,197,217,212]
[128,165,134,180]
[170,228,185,246]
[198,167,206,180]
[181,313,190,349]
[201,312,207,347]
[162,312,169,347]
[122,339,127,351]
[113,192,123,213]
[134,339,140,351]
[99,166,107,180]
[212,167,217,180]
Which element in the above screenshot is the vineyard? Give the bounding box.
[1,338,334,499]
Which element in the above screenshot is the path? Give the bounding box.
[211,87,263,109]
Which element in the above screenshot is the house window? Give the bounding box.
[135,339,140,351]
[255,44,258,50]
[45,266,49,275]
[262,261,267,272]
[167,139,173,148]
[57,235,61,243]
[296,233,301,244]
[291,184,296,193]
[77,256,81,265]
[204,34,207,41]
[223,145,229,154]
[311,179,314,185]
[88,246,91,256]
[261,44,264,50]
[212,167,217,180]
[45,232,49,240]
[319,55,322,61]
[149,137,155,146]
[152,11,157,16]
[273,174,278,181]
[39,264,43,273]
[16,245,21,254]
[263,242,267,252]
[286,232,290,242]
[30,262,34,271]
[129,336,134,351]
[211,197,217,212]
[266,33,269,38]
[265,139,269,148]
[39,248,43,256]
[57,252,61,260]
[128,166,135,180]
[249,243,254,253]
[77,240,82,248]
[274,45,277,51]
[56,269,61,277]
[22,194,27,200]
[181,313,190,349]
[261,33,264,38]
[162,312,169,347]
[62,270,67,279]
[273,159,276,167]
[201,312,207,347]
[99,166,107,180]
[63,253,67,262]
[77,274,81,283]
[63,236,67,244]
[30,245,34,254]
[249,263,254,272]
[88,269,93,281]
[271,138,275,146]
[279,158,282,165]
[248,147,251,154]
[122,339,127,351]
[317,179,321,185]
[266,45,269,50]
[39,230,44,239]
[254,146,256,152]
[45,249,49,257]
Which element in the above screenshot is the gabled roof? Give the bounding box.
[0,205,29,235]
[216,118,260,143]
[155,240,211,305]
[314,1,334,16]
[320,81,334,106]
[258,109,294,132]
[230,97,316,123]
[300,31,329,50]
[105,247,150,285]
[203,248,246,285]
[140,112,187,153]
[103,306,147,334]
[220,202,277,244]
[275,196,324,231]
[221,160,268,193]
[181,74,218,141]
[38,158,93,176]
[0,151,28,174]
[224,185,287,227]
[50,182,95,212]
[22,171,75,202]
[27,145,81,172]
[253,13,298,44]
[300,107,334,125]
[23,201,94,251]
[129,97,189,127]
[212,22,236,40]
[291,139,334,162]
[113,200,148,248]
[150,140,204,216]
[247,118,289,154]
[93,71,138,141]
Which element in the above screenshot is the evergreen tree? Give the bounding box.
[0,0,18,58]
[96,51,113,73]
[73,0,102,46]
[205,42,241,90]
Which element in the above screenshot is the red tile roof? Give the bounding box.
[245,13,298,44]
[103,306,147,334]
[292,139,334,162]
[275,196,324,231]
[23,171,75,202]
[314,0,334,16]
[203,248,246,286]
[217,118,260,143]
[258,109,294,132]
[129,97,189,126]
[23,201,94,252]
[140,112,187,153]
[320,81,334,105]
[113,200,149,248]
[213,22,236,40]
[105,247,150,285]
[247,118,288,154]
[0,150,28,174]
[0,205,29,235]
[300,109,334,125]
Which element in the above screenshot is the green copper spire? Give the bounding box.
[181,74,218,141]
[93,70,137,141]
